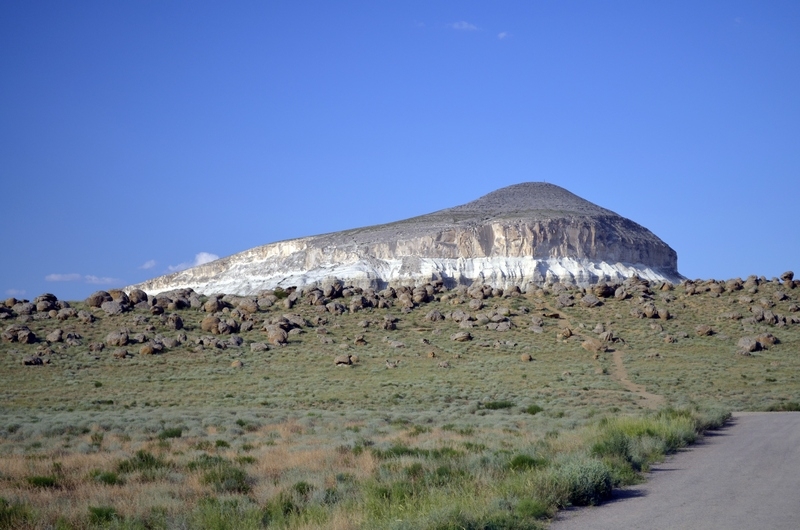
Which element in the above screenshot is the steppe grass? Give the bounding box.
[0,277,796,526]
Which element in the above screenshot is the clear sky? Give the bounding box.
[2,1,798,301]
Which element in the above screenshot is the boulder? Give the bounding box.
[23,356,44,366]
[326,302,347,315]
[2,325,36,343]
[45,329,63,343]
[204,299,223,313]
[85,291,112,308]
[36,300,55,312]
[128,289,148,304]
[593,284,615,298]
[201,316,221,334]
[105,330,129,347]
[101,301,125,315]
[643,303,658,319]
[334,354,352,366]
[756,333,778,347]
[13,302,35,315]
[555,294,574,308]
[112,349,131,359]
[108,289,130,305]
[425,310,445,322]
[250,342,269,352]
[450,331,472,342]
[166,314,184,330]
[237,298,259,313]
[450,310,470,323]
[78,310,95,324]
[520,353,533,362]
[265,325,288,346]
[737,337,761,353]
[580,294,601,308]
[695,325,714,336]
[18,327,36,343]
[781,271,794,283]
[581,338,607,353]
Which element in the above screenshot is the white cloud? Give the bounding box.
[45,273,120,285]
[449,21,478,31]
[5,289,26,297]
[140,259,156,270]
[85,275,121,285]
[45,273,83,282]
[498,32,508,40]
[168,252,220,273]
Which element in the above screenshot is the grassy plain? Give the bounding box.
[0,277,797,528]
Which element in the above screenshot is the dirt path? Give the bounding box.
[610,349,665,409]
[543,305,664,409]
[551,412,800,530]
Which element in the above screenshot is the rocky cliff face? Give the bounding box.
[127,183,682,295]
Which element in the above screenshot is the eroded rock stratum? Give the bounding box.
[128,182,682,295]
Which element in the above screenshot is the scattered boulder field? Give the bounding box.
[2,271,798,372]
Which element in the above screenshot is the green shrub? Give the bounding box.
[766,401,800,412]
[484,400,515,410]
[117,450,169,473]
[524,404,544,415]
[515,498,552,520]
[194,440,212,450]
[188,454,228,471]
[557,456,612,506]
[371,444,461,460]
[263,491,301,521]
[157,427,183,440]
[292,480,314,497]
[88,505,118,524]
[0,498,30,527]
[90,469,124,486]
[192,497,266,530]
[215,440,230,448]
[425,510,544,530]
[508,454,547,471]
[27,475,58,488]
[201,465,250,494]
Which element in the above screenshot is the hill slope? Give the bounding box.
[128,182,681,295]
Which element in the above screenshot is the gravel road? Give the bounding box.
[551,412,800,530]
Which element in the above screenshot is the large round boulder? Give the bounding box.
[85,291,112,308]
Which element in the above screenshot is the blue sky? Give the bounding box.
[1,1,798,301]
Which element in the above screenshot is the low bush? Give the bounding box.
[192,497,266,530]
[484,400,515,410]
[201,465,250,494]
[117,450,170,473]
[26,475,58,488]
[508,454,547,471]
[90,469,124,486]
[524,404,544,415]
[765,401,800,412]
[88,505,118,524]
[157,427,183,440]
[0,498,30,527]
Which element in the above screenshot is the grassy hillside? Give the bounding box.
[0,275,796,528]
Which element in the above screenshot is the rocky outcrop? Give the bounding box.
[127,183,682,295]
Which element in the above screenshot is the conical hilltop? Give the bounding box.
[127,182,681,295]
